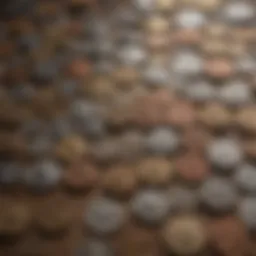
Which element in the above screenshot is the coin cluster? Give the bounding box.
[0,0,256,255]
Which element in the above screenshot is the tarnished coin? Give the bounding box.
[0,199,30,236]
[200,177,238,212]
[137,157,174,186]
[84,197,126,235]
[131,189,170,224]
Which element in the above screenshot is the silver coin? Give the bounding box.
[239,197,256,230]
[23,160,62,193]
[174,10,206,29]
[235,164,256,194]
[84,197,126,235]
[207,138,243,170]
[169,186,198,212]
[186,81,216,102]
[143,64,169,86]
[218,80,252,107]
[223,2,255,25]
[146,128,179,155]
[77,239,114,256]
[117,44,147,66]
[170,51,203,77]
[200,177,238,212]
[236,55,256,75]
[131,189,170,223]
[133,0,155,12]
[0,162,21,185]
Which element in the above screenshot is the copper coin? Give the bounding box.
[182,126,212,152]
[67,58,91,78]
[0,40,15,58]
[131,89,175,127]
[116,223,160,256]
[204,58,234,79]
[175,153,210,183]
[172,29,202,45]
[166,100,195,128]
[208,216,249,256]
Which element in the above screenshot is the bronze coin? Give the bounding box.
[208,216,249,256]
[54,135,88,164]
[163,215,207,255]
[83,76,116,102]
[35,198,74,234]
[204,24,229,39]
[0,199,30,236]
[198,103,233,130]
[116,223,161,256]
[236,107,256,134]
[202,40,229,56]
[156,0,176,11]
[144,16,169,33]
[113,67,139,91]
[146,32,170,50]
[1,0,256,254]
[137,157,174,186]
[0,40,15,58]
[102,165,137,198]
[175,153,210,183]
[196,0,221,11]
[63,161,99,191]
[243,139,256,159]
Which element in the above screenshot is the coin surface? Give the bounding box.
[1,0,256,254]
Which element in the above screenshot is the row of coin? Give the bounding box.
[1,150,256,201]
[0,191,253,256]
[78,214,250,256]
[2,88,256,133]
[0,197,74,236]
[133,0,255,23]
[0,1,256,255]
